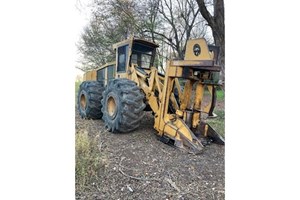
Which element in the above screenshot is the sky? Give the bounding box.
[74,0,93,77]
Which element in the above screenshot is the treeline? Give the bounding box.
[76,0,224,81]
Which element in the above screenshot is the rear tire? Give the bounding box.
[101,79,146,133]
[77,81,105,119]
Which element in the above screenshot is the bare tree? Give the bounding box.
[153,0,207,59]
[77,0,141,71]
[76,0,215,71]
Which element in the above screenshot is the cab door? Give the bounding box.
[116,45,129,78]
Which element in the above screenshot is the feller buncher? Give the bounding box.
[77,36,224,154]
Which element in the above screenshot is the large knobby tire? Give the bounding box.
[77,81,105,119]
[101,79,146,133]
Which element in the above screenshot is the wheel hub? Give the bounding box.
[107,96,117,118]
[80,93,86,110]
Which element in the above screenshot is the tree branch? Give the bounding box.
[196,0,214,27]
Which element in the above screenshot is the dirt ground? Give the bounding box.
[75,104,225,200]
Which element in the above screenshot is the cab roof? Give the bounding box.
[112,37,159,50]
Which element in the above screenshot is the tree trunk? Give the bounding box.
[196,0,225,83]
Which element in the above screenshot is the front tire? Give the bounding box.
[101,79,146,133]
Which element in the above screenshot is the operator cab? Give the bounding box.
[113,37,159,77]
[130,39,158,69]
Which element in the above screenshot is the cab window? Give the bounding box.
[107,65,115,80]
[97,68,105,84]
[117,45,128,72]
[131,42,154,69]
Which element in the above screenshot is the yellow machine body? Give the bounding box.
[83,36,224,154]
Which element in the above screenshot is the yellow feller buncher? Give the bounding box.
[77,36,224,154]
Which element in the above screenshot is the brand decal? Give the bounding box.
[193,44,201,56]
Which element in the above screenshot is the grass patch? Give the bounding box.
[202,88,224,101]
[75,81,81,103]
[75,81,81,94]
[206,109,225,138]
[216,89,225,101]
[75,129,107,194]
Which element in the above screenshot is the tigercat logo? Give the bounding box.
[193,44,201,56]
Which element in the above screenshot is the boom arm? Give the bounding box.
[127,38,224,154]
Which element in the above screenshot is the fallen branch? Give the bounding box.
[98,141,104,152]
[164,177,181,193]
[118,157,161,182]
[119,163,137,171]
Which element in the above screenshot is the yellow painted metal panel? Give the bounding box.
[168,65,183,77]
[185,38,213,60]
[83,70,96,81]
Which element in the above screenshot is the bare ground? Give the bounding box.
[75,104,224,200]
